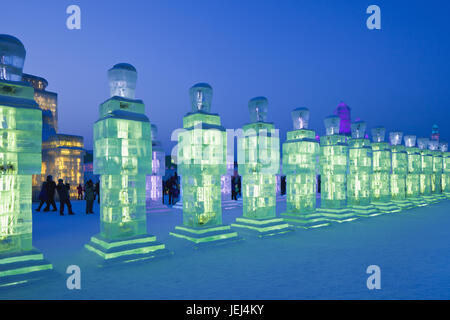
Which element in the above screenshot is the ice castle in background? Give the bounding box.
[22,73,84,200]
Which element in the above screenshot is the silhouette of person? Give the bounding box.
[43,175,57,211]
[77,184,83,200]
[57,179,74,215]
[84,180,95,214]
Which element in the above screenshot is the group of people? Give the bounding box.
[36,176,100,215]
[36,175,74,215]
[231,174,242,201]
[163,173,180,205]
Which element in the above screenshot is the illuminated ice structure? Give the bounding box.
[347,121,379,216]
[231,97,291,237]
[281,108,329,228]
[370,127,401,213]
[316,115,357,222]
[145,124,169,212]
[169,83,239,244]
[440,142,450,198]
[417,137,439,204]
[0,35,53,287]
[428,140,447,201]
[85,63,167,263]
[389,132,414,209]
[403,135,427,207]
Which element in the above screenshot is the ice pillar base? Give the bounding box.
[0,249,53,288]
[351,205,381,217]
[316,208,358,223]
[169,225,240,246]
[421,195,442,204]
[391,199,415,210]
[281,212,330,229]
[407,196,428,207]
[231,217,294,237]
[85,234,169,265]
[370,201,402,214]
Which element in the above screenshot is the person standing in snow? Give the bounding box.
[57,179,74,216]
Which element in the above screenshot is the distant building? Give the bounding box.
[23,74,84,199]
[431,124,439,142]
[334,101,351,136]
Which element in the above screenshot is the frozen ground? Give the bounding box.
[1,197,450,300]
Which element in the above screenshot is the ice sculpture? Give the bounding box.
[347,121,379,216]
[389,132,414,209]
[429,140,446,201]
[146,124,168,212]
[417,137,438,204]
[0,34,52,287]
[370,127,401,213]
[316,115,357,222]
[440,142,450,198]
[232,97,291,236]
[404,135,427,207]
[169,83,239,244]
[85,63,167,263]
[280,108,329,228]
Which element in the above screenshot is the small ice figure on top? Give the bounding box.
[190,83,212,113]
[248,96,268,123]
[324,115,340,135]
[428,140,439,151]
[108,63,137,99]
[291,107,309,130]
[371,127,386,143]
[389,131,403,146]
[439,142,448,152]
[351,121,366,139]
[404,135,416,148]
[417,137,429,150]
[0,34,26,82]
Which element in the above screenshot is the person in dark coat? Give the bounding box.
[77,184,83,200]
[57,179,74,215]
[84,180,95,214]
[43,175,57,211]
[95,181,100,204]
[167,177,174,205]
[36,181,48,212]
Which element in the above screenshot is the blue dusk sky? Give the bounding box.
[1,0,449,153]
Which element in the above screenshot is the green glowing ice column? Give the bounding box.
[440,142,450,198]
[0,35,53,287]
[317,115,357,222]
[389,132,414,210]
[429,140,446,201]
[280,108,329,228]
[417,138,439,204]
[85,63,167,263]
[404,135,427,207]
[169,83,239,244]
[231,97,292,236]
[370,127,401,213]
[347,121,379,217]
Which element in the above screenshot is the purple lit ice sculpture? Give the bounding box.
[146,124,168,212]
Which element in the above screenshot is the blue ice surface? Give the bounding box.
[1,197,450,300]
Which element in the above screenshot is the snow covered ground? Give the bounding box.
[1,197,450,300]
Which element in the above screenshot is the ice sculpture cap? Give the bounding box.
[248,96,268,122]
[371,127,386,143]
[439,142,448,152]
[190,83,213,113]
[0,34,26,81]
[417,137,429,150]
[108,63,137,99]
[151,124,158,141]
[428,140,439,151]
[324,115,340,135]
[351,121,366,139]
[404,135,416,147]
[291,107,309,130]
[389,131,403,146]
